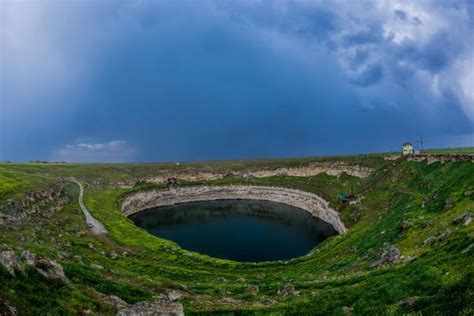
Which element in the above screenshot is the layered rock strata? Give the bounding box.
[121,185,346,233]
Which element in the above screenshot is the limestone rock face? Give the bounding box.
[121,185,347,234]
[116,300,184,316]
[0,251,22,276]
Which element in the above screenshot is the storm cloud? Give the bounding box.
[1,0,473,162]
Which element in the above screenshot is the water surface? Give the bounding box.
[130,199,337,262]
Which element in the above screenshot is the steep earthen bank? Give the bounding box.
[121,185,347,233]
[85,161,374,188]
[145,162,374,184]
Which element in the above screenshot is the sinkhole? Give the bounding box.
[129,199,338,262]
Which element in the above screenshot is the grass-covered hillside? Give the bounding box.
[0,154,473,315]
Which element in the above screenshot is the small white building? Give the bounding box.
[402,142,413,155]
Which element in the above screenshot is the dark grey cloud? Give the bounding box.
[1,0,473,162]
[349,64,384,87]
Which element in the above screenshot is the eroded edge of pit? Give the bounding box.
[120,185,346,234]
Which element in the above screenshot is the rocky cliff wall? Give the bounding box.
[120,185,346,233]
[407,154,473,164]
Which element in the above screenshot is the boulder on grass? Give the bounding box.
[370,243,400,268]
[21,250,68,284]
[0,251,22,276]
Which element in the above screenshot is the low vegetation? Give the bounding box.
[0,152,473,315]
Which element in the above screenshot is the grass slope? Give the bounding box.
[0,155,473,315]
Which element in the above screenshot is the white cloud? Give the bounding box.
[456,57,474,121]
[53,140,137,163]
[216,1,474,121]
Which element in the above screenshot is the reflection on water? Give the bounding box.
[130,199,338,262]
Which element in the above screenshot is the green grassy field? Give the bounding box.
[0,153,473,315]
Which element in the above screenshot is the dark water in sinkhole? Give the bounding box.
[129,199,338,262]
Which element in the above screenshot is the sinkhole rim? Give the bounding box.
[120,185,347,263]
[121,185,347,233]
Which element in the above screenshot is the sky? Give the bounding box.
[1,0,473,163]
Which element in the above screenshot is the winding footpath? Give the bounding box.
[70,178,108,235]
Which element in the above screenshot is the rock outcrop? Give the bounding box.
[121,185,346,233]
[452,213,472,227]
[12,250,69,283]
[0,251,22,276]
[423,230,450,246]
[144,162,374,185]
[0,299,18,316]
[34,257,69,283]
[116,300,184,316]
[278,283,299,296]
[407,154,474,164]
[370,243,400,268]
[1,183,71,226]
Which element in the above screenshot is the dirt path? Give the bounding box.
[70,178,108,235]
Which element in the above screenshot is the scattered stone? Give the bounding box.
[76,231,86,238]
[0,251,22,276]
[278,283,299,296]
[424,230,450,246]
[59,251,71,259]
[398,297,417,308]
[0,299,18,316]
[237,277,245,283]
[464,190,473,197]
[402,220,413,230]
[246,285,259,294]
[73,255,83,262]
[421,220,432,228]
[91,263,104,270]
[256,273,266,280]
[452,213,472,226]
[110,252,119,260]
[116,300,184,316]
[444,198,453,210]
[319,275,328,281]
[370,243,400,268]
[342,306,353,315]
[401,256,417,263]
